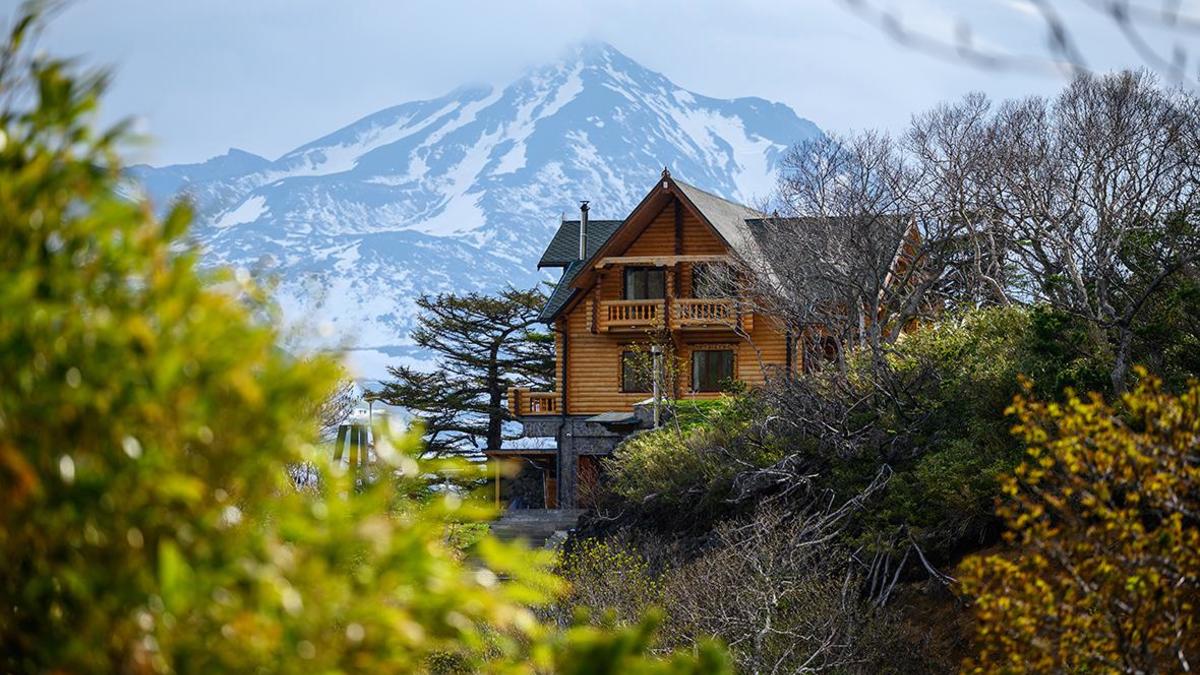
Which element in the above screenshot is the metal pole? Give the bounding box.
[651,345,663,428]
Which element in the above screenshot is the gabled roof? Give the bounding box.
[537,219,624,268]
[535,172,770,323]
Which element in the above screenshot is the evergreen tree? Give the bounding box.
[378,288,554,455]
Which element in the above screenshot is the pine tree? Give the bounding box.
[378,287,554,455]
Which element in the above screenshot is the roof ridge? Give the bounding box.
[674,178,767,217]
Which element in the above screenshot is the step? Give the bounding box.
[490,509,586,547]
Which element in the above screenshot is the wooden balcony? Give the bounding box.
[598,299,666,331]
[507,387,559,416]
[590,298,752,333]
[672,298,753,331]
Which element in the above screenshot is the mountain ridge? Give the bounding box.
[130,43,822,379]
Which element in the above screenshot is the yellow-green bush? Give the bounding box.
[555,539,664,628]
[959,374,1200,672]
[0,8,728,673]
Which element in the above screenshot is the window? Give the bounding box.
[623,267,666,300]
[692,262,736,299]
[691,349,734,392]
[621,350,653,393]
[802,336,840,374]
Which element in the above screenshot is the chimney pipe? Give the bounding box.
[578,201,590,261]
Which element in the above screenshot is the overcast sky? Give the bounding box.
[12,0,1200,166]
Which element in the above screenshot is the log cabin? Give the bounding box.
[493,169,913,509]
[492,169,791,510]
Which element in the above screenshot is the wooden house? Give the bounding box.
[496,169,800,509]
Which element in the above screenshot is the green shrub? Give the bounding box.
[604,306,1122,561]
[604,394,787,519]
[831,305,1112,556]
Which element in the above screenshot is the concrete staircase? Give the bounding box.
[490,509,586,547]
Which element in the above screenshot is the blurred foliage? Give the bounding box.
[959,374,1200,672]
[0,5,728,672]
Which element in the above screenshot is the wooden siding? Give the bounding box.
[557,197,792,415]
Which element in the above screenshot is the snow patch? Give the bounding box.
[494,140,527,174]
[667,105,783,201]
[490,63,583,177]
[281,102,458,178]
[214,195,267,228]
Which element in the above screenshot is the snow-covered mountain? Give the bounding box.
[129,43,821,379]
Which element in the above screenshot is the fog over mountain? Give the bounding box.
[130,43,822,379]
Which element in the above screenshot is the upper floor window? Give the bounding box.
[691,349,734,392]
[692,262,737,299]
[624,266,665,300]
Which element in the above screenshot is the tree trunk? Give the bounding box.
[486,343,503,451]
[1110,325,1134,394]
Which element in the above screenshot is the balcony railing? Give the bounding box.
[672,298,753,331]
[599,299,666,331]
[593,298,752,332]
[507,387,559,416]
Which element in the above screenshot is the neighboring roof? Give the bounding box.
[744,215,912,272]
[537,219,624,268]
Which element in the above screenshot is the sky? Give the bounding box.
[12,0,1200,166]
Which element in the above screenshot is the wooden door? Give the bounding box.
[577,455,601,508]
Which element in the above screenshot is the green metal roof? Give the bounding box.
[536,218,623,322]
[537,219,623,268]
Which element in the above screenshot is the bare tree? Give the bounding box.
[755,71,1198,391]
[905,92,1017,309]
[661,472,911,674]
[314,376,359,436]
[987,71,1200,390]
[748,132,915,369]
[746,125,1010,372]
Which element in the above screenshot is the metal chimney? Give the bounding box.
[578,201,590,260]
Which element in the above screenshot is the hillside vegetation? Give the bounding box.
[562,305,1199,671]
[558,69,1200,672]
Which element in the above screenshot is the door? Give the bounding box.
[577,455,602,508]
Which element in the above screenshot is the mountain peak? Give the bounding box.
[568,41,627,64]
[553,41,661,81]
[221,147,269,162]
